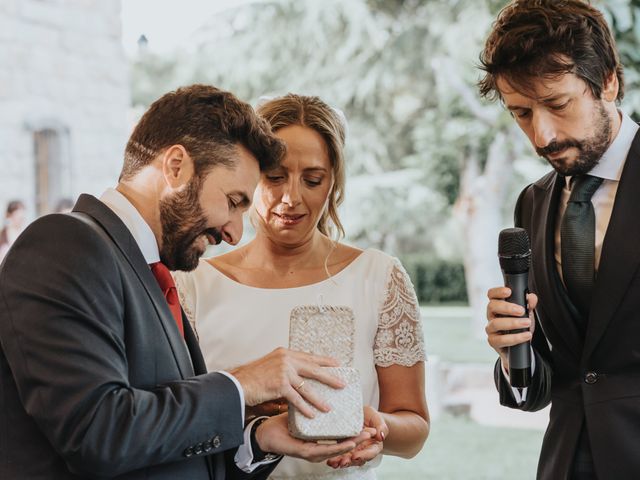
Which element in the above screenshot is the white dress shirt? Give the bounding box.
[99,188,275,472]
[504,111,639,404]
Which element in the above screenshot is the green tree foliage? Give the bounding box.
[132,0,495,251]
[600,0,640,118]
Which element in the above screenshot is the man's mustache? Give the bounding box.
[204,228,223,245]
[536,139,582,157]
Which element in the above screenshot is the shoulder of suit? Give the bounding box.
[534,170,557,189]
[515,181,534,204]
[513,170,558,228]
[24,212,113,249]
[514,182,534,228]
[2,212,120,281]
[27,211,88,230]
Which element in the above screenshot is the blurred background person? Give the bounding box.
[0,200,27,262]
[174,94,429,480]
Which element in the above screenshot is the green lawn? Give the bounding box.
[421,306,497,364]
[374,306,544,479]
[377,412,544,480]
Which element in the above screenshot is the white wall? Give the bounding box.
[0,0,129,216]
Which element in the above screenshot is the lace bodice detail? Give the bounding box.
[373,259,426,367]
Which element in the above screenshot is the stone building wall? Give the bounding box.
[0,0,129,217]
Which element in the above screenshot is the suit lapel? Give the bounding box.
[583,131,640,360]
[531,172,583,361]
[183,314,207,375]
[72,194,194,378]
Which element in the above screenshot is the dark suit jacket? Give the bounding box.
[0,194,276,479]
[494,131,640,479]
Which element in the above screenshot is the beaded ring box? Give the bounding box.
[288,305,364,441]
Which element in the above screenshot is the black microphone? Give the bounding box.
[498,227,532,388]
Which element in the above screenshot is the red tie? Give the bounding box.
[149,262,184,337]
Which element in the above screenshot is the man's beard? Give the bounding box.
[536,101,612,177]
[159,179,222,271]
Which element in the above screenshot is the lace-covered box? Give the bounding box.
[288,305,364,441]
[288,366,363,441]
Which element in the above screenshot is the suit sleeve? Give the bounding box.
[0,215,244,478]
[494,312,553,411]
[493,184,554,412]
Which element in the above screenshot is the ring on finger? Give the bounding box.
[295,380,305,390]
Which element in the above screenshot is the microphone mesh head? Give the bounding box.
[498,228,530,273]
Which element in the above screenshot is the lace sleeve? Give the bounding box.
[374,259,426,367]
[172,271,198,339]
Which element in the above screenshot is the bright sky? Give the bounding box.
[120,0,255,56]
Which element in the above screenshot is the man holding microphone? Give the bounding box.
[481,1,640,479]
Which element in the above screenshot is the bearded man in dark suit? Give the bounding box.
[481,1,640,479]
[0,84,369,479]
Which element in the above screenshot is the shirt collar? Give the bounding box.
[565,110,639,187]
[99,188,160,264]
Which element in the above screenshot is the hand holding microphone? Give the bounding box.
[485,228,536,388]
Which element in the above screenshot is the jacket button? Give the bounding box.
[584,372,598,384]
[212,435,221,449]
[203,440,213,453]
[183,447,194,458]
[194,443,203,455]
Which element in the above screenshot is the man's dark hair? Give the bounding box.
[478,0,624,102]
[121,84,284,180]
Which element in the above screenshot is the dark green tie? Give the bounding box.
[560,174,603,318]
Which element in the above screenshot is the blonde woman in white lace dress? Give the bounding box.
[174,94,429,480]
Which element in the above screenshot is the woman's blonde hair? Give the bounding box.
[257,94,346,240]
